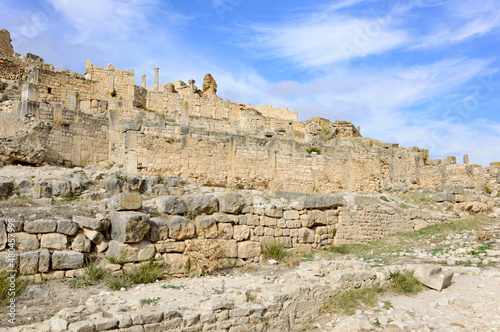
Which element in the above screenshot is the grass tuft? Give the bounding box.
[127,259,165,285]
[0,270,29,307]
[105,274,132,291]
[389,270,423,295]
[262,241,288,261]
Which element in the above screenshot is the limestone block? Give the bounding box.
[38,249,50,273]
[300,214,313,228]
[50,317,68,331]
[72,234,91,253]
[83,228,104,244]
[185,194,219,215]
[19,251,39,275]
[15,232,40,250]
[40,233,67,250]
[264,205,283,218]
[164,253,188,274]
[155,196,187,215]
[217,192,245,214]
[213,213,239,224]
[51,181,72,197]
[413,265,453,291]
[155,241,186,253]
[125,174,145,192]
[93,317,118,331]
[218,223,233,239]
[68,320,95,332]
[107,240,138,263]
[110,211,150,243]
[152,184,168,195]
[145,176,159,193]
[116,314,132,328]
[433,192,455,202]
[298,228,315,243]
[24,219,57,233]
[52,251,84,270]
[73,216,108,231]
[0,251,18,270]
[103,178,123,193]
[194,216,218,237]
[233,225,250,241]
[297,195,345,209]
[167,216,195,240]
[110,192,142,211]
[134,241,156,261]
[33,181,52,199]
[308,210,326,226]
[443,184,465,195]
[238,241,261,258]
[147,217,169,242]
[283,210,299,220]
[57,220,79,236]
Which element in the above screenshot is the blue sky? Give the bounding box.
[2,0,500,166]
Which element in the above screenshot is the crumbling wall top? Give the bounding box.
[0,29,15,56]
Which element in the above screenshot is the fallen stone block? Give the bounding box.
[110,211,150,243]
[217,192,245,214]
[155,196,187,215]
[185,194,219,215]
[110,192,142,211]
[413,265,453,291]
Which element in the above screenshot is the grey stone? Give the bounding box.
[71,234,91,253]
[0,251,18,270]
[33,181,52,199]
[103,178,123,193]
[20,284,48,299]
[14,179,33,194]
[57,219,79,236]
[204,298,235,311]
[217,193,245,214]
[308,210,327,226]
[147,218,169,242]
[50,317,68,331]
[51,181,72,197]
[152,184,168,195]
[83,228,104,244]
[443,184,465,195]
[297,195,345,209]
[110,211,150,243]
[19,251,39,274]
[125,174,145,192]
[167,216,195,240]
[0,180,13,198]
[68,320,95,332]
[116,314,132,328]
[93,318,118,331]
[194,216,218,237]
[183,314,200,327]
[52,251,84,270]
[107,240,138,263]
[185,194,219,215]
[40,233,67,250]
[433,192,455,202]
[145,176,159,193]
[39,249,50,272]
[0,219,5,250]
[155,196,187,215]
[73,216,108,231]
[413,265,453,291]
[24,219,57,233]
[110,192,142,211]
[15,232,40,250]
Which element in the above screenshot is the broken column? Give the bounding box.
[463,154,469,165]
[154,68,159,91]
[142,75,146,88]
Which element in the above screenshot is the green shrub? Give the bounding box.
[65,276,91,289]
[262,241,288,261]
[0,270,29,307]
[127,260,165,285]
[106,275,132,290]
[389,270,423,294]
[306,147,321,154]
[380,195,389,202]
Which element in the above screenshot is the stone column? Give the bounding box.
[142,75,146,88]
[154,68,159,91]
[463,154,469,165]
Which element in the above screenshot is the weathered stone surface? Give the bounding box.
[217,193,245,214]
[164,253,188,274]
[308,210,327,226]
[107,240,139,263]
[56,219,79,236]
[51,181,72,197]
[0,180,13,198]
[40,233,67,250]
[110,211,150,243]
[298,227,315,243]
[38,249,50,273]
[50,317,68,331]
[155,196,187,215]
[283,210,299,220]
[0,29,15,55]
[238,241,261,258]
[147,218,169,242]
[15,232,40,250]
[83,228,104,244]
[413,265,453,291]
[73,216,108,231]
[110,192,142,211]
[51,251,84,270]
[19,251,39,274]
[33,181,52,199]
[103,178,123,193]
[68,320,95,332]
[134,241,156,261]
[194,216,218,237]
[297,195,345,209]
[333,314,373,332]
[93,318,118,331]
[155,241,185,253]
[24,219,57,233]
[125,174,145,192]
[168,216,195,240]
[218,223,233,240]
[71,234,91,253]
[233,225,250,241]
[203,73,218,98]
[185,195,219,215]
[0,220,6,250]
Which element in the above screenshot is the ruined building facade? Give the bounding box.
[0,29,499,193]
